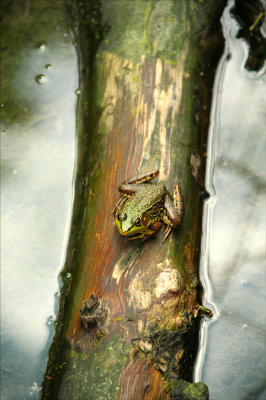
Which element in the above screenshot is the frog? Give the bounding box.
[113,170,184,241]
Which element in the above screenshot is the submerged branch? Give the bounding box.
[41,1,227,399]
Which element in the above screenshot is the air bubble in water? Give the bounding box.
[36,41,47,51]
[35,74,47,84]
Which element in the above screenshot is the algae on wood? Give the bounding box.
[42,1,226,399]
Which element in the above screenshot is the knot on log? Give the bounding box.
[80,294,109,329]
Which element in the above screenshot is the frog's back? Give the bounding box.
[125,184,165,216]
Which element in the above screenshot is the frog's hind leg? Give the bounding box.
[119,170,159,194]
[123,170,159,185]
[173,184,184,223]
[127,170,159,184]
[163,184,184,227]
[119,183,142,196]
[162,184,184,241]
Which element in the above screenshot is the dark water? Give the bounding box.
[196,2,266,399]
[1,2,78,399]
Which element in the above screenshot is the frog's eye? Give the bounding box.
[134,217,141,226]
[141,212,150,226]
[117,212,127,221]
[122,213,127,221]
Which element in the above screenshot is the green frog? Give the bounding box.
[113,170,184,241]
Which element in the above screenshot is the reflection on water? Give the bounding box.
[1,2,77,399]
[196,1,266,399]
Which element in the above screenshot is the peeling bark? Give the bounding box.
[41,1,227,399]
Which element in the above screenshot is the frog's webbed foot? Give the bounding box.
[162,225,172,242]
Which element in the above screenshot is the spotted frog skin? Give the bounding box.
[113,170,184,241]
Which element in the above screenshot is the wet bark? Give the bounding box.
[41,1,226,399]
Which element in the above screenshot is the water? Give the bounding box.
[196,2,266,399]
[0,2,78,399]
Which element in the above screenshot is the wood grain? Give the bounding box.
[41,1,227,399]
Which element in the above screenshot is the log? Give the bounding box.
[41,1,226,399]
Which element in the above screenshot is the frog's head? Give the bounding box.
[115,209,151,237]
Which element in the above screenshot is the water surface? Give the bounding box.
[196,2,266,399]
[1,2,78,399]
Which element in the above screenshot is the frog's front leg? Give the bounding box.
[128,222,163,241]
[146,222,163,240]
[119,170,159,195]
[163,184,184,241]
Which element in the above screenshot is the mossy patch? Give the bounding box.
[100,0,154,64]
[170,379,209,400]
[59,334,128,400]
